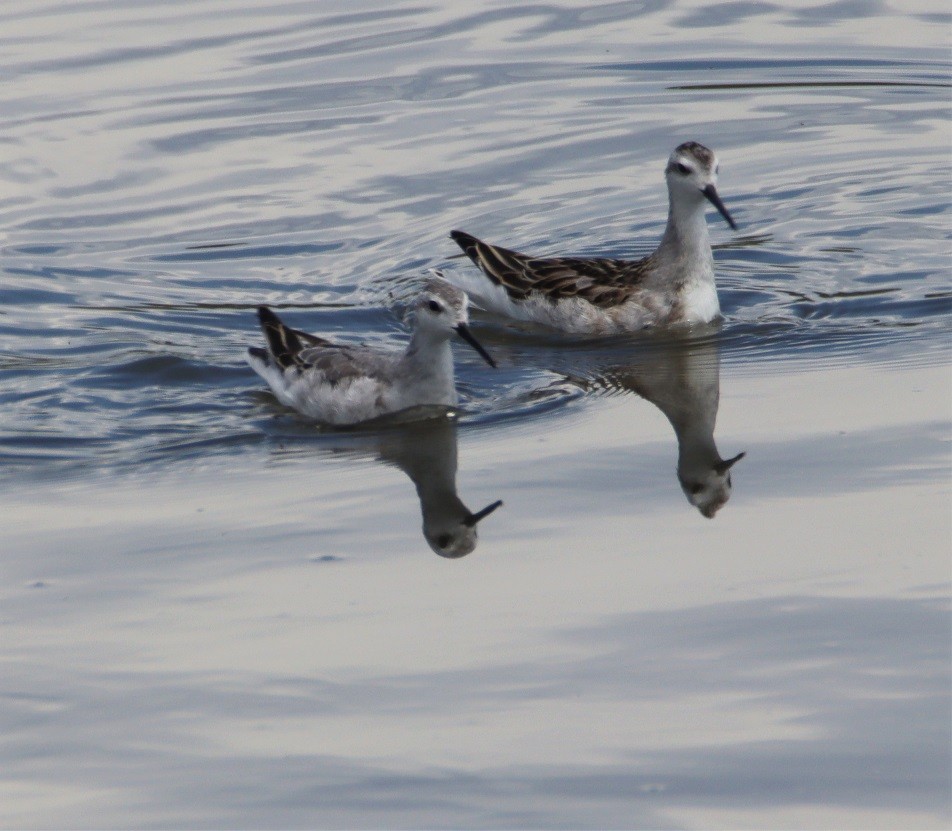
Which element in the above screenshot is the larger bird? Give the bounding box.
[449,141,738,334]
[247,278,496,425]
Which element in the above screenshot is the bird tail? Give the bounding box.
[257,306,303,369]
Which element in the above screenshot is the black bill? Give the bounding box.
[463,499,504,528]
[701,183,738,231]
[455,323,497,368]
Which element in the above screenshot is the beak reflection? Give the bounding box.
[463,499,504,528]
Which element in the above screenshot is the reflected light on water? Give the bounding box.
[0,0,949,828]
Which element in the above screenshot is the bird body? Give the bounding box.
[247,278,495,425]
[449,142,737,334]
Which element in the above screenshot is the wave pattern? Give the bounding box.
[0,0,949,471]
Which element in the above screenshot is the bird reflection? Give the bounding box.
[373,415,503,557]
[579,332,744,517]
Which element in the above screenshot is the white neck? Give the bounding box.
[402,329,457,402]
[658,191,711,258]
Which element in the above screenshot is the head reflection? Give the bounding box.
[678,449,745,518]
[375,415,503,556]
[584,330,745,517]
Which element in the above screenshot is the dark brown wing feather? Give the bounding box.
[256,306,393,384]
[450,229,654,309]
[257,306,335,370]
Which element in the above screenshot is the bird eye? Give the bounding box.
[675,162,691,175]
[436,533,452,549]
[428,300,442,313]
[688,482,704,495]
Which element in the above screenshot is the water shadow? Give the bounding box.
[374,417,503,557]
[276,414,504,558]
[565,331,745,517]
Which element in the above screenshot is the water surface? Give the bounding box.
[1,1,949,828]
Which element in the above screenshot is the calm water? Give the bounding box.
[1,1,950,828]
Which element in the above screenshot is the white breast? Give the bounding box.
[679,280,720,324]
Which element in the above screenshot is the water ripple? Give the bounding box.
[0,0,949,475]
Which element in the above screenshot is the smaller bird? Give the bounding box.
[246,277,496,425]
[448,141,738,334]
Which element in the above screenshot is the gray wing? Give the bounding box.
[296,342,399,385]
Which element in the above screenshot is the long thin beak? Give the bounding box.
[463,499,503,527]
[701,184,738,231]
[455,323,497,368]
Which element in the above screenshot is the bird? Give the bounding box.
[448,141,738,334]
[246,277,496,425]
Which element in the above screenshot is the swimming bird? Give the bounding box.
[246,277,496,425]
[449,141,738,334]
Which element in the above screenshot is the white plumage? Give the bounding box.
[247,277,496,425]
[448,141,738,334]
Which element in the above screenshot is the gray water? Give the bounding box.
[1,1,950,828]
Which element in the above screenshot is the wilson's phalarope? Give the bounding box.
[247,277,496,425]
[449,142,738,334]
